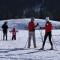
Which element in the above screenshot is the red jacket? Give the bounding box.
[45,22,52,32]
[28,22,36,31]
[12,29,16,36]
[10,28,18,36]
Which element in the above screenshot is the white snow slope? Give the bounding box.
[0,30,60,60]
[0,19,60,60]
[0,18,60,30]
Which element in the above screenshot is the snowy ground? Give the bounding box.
[0,30,60,60]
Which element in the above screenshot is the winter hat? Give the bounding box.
[45,17,50,22]
[13,27,15,31]
[31,17,34,21]
[4,21,8,24]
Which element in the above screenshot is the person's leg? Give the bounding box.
[32,31,36,48]
[14,35,16,40]
[3,33,5,40]
[41,33,48,49]
[13,35,15,40]
[49,32,53,49]
[28,32,32,48]
[6,33,7,40]
[12,35,14,40]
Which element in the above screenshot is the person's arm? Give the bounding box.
[40,27,45,29]
[7,25,8,29]
[9,31,12,32]
[9,30,12,32]
[33,23,39,28]
[28,22,30,29]
[40,24,46,29]
[16,31,18,32]
[9,29,13,32]
[51,23,53,30]
[35,23,39,27]
[2,25,3,29]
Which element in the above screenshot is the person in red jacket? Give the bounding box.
[10,27,18,40]
[40,20,53,50]
[28,18,38,48]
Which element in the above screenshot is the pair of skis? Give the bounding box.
[0,48,57,56]
[16,48,57,55]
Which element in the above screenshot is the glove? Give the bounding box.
[37,23,39,26]
[40,27,42,29]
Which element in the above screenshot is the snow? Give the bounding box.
[0,18,60,30]
[0,30,60,60]
[0,18,60,60]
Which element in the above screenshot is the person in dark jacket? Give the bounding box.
[28,18,38,48]
[2,21,8,40]
[40,17,53,50]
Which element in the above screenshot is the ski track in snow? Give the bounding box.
[0,30,60,60]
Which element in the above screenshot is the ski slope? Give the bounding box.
[0,18,60,60]
[0,30,60,60]
[0,18,60,30]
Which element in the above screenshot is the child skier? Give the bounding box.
[10,27,18,40]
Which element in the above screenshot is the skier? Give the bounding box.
[10,27,18,40]
[2,21,8,40]
[40,17,53,50]
[28,18,38,48]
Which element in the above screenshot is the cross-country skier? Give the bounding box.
[28,18,38,48]
[40,17,53,50]
[10,27,18,40]
[2,21,8,40]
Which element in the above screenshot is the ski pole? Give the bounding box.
[24,39,28,48]
[51,34,57,50]
[39,27,43,42]
[1,30,2,40]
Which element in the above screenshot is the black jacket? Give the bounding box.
[2,24,8,33]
